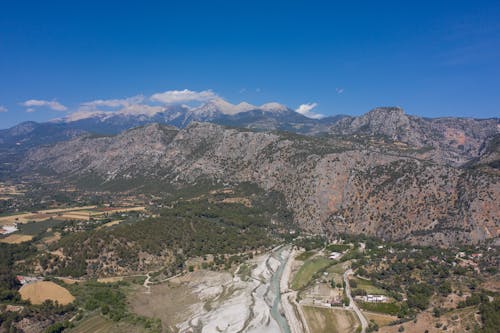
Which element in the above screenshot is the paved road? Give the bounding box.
[344,269,368,333]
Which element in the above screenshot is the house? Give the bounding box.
[361,294,388,303]
[330,296,342,305]
[329,252,342,260]
[16,276,40,285]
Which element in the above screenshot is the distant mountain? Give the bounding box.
[20,122,500,246]
[329,107,500,166]
[0,121,86,149]
[0,99,344,150]
[1,102,498,169]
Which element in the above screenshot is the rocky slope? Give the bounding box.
[330,107,500,166]
[21,122,500,246]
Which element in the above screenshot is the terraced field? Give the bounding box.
[70,315,146,333]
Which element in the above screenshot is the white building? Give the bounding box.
[1,224,18,235]
[361,294,388,303]
[329,252,342,260]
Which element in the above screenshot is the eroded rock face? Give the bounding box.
[330,107,500,166]
[21,121,500,245]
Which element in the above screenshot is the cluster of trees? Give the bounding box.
[52,199,281,277]
[0,299,75,332]
[67,281,161,332]
[406,283,433,310]
[293,236,326,251]
[478,298,500,333]
[0,243,37,301]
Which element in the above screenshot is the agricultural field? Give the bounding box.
[291,257,333,290]
[0,234,33,244]
[350,276,388,294]
[0,205,145,227]
[69,315,147,333]
[363,311,398,327]
[302,306,359,333]
[97,220,124,229]
[19,281,75,305]
[358,301,400,316]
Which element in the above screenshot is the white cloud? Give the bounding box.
[68,95,164,120]
[150,89,217,104]
[117,104,165,116]
[296,102,324,119]
[336,88,344,94]
[0,106,7,112]
[21,99,67,111]
[80,95,145,110]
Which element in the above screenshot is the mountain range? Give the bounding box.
[1,100,499,245]
[10,101,498,246]
[0,99,342,151]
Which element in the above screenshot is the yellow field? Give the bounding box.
[363,311,398,327]
[221,197,252,207]
[0,234,33,244]
[0,205,145,226]
[97,220,123,229]
[19,281,75,305]
[0,213,52,226]
[59,213,91,220]
[100,206,146,214]
[0,184,25,195]
[37,205,98,214]
[303,306,359,333]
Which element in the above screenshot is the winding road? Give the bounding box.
[344,269,368,333]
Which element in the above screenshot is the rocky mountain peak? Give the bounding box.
[259,102,289,113]
[333,106,411,140]
[367,106,405,116]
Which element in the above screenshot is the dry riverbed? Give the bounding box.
[132,249,290,333]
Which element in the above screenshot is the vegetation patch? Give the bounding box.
[350,277,387,295]
[358,301,400,316]
[52,199,285,277]
[291,257,332,290]
[66,280,161,332]
[296,250,315,261]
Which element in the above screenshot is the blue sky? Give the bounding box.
[1,1,499,128]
